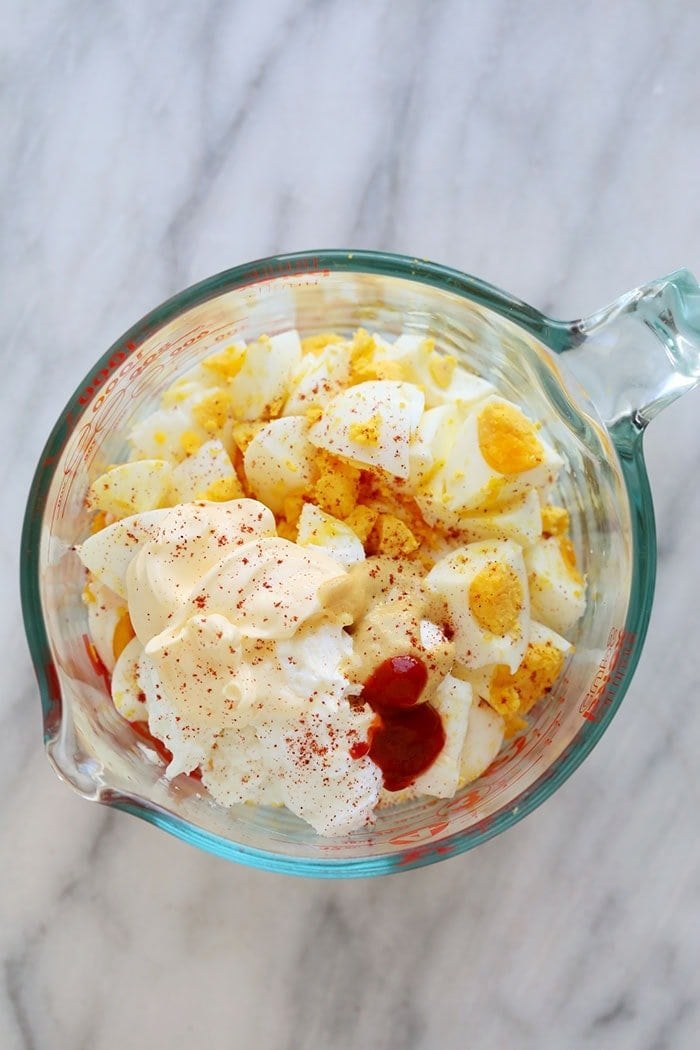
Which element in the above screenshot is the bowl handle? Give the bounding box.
[556,269,700,431]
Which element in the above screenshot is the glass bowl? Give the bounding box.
[21,250,700,876]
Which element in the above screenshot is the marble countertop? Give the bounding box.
[3,3,700,1048]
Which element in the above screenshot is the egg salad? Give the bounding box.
[76,328,586,835]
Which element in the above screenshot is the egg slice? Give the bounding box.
[229,331,302,421]
[87,459,173,518]
[243,416,317,514]
[76,508,171,597]
[111,635,149,722]
[426,540,530,672]
[416,395,562,525]
[170,439,241,503]
[459,702,505,785]
[296,503,365,566]
[283,341,351,416]
[458,489,542,547]
[384,334,495,409]
[524,537,586,635]
[309,380,425,479]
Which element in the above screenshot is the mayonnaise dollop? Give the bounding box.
[84,498,381,835]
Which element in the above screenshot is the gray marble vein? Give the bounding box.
[2,1,700,1048]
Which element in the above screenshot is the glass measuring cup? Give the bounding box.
[20,251,700,877]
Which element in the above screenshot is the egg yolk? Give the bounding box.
[301,332,343,355]
[201,344,247,380]
[192,391,232,434]
[541,504,570,537]
[489,639,566,716]
[477,402,544,475]
[313,454,360,518]
[113,611,135,661]
[349,414,381,446]
[468,561,523,635]
[198,476,244,502]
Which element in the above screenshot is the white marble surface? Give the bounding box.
[3,2,700,1047]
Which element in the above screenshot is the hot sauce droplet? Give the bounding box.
[361,654,428,709]
[368,705,445,792]
[357,655,445,791]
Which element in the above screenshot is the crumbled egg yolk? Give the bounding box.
[201,344,247,380]
[368,513,420,557]
[180,430,204,455]
[313,453,360,518]
[348,328,403,383]
[541,505,570,537]
[343,505,379,544]
[89,510,109,535]
[275,495,305,541]
[348,414,381,446]
[198,476,244,502]
[305,405,324,425]
[231,421,263,453]
[487,639,566,718]
[477,401,544,475]
[301,333,343,355]
[192,391,232,434]
[468,562,523,635]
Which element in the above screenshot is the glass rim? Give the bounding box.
[20,248,657,877]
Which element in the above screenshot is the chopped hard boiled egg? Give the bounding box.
[76,508,171,597]
[382,334,495,409]
[84,578,128,672]
[111,635,148,722]
[283,340,351,416]
[410,674,473,797]
[459,702,505,785]
[309,380,424,479]
[466,621,572,720]
[170,439,241,503]
[297,503,365,566]
[87,459,173,518]
[243,416,317,514]
[458,489,542,547]
[229,331,302,420]
[525,537,586,635]
[417,395,562,527]
[129,405,209,463]
[426,540,530,672]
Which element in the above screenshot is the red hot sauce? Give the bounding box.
[359,655,445,792]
